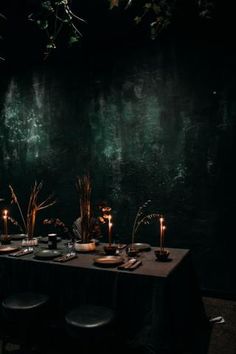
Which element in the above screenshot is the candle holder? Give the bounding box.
[103,244,118,255]
[154,249,170,262]
[0,235,11,245]
[126,246,139,257]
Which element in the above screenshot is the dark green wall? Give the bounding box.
[0,28,236,294]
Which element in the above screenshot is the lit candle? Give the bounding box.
[108,215,112,247]
[159,216,164,252]
[162,225,166,252]
[3,209,8,238]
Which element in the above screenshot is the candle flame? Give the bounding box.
[3,209,8,219]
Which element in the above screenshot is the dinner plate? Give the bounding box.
[93,255,124,267]
[34,249,62,260]
[127,243,151,251]
[37,236,62,244]
[9,234,27,240]
[0,245,19,254]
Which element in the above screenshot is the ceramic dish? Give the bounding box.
[127,243,151,251]
[0,245,19,253]
[34,249,62,260]
[93,255,124,267]
[37,236,61,243]
[9,234,27,240]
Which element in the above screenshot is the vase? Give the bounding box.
[74,241,96,253]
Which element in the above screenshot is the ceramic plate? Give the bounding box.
[38,236,61,243]
[9,234,27,240]
[34,249,62,260]
[127,243,151,251]
[93,255,124,267]
[0,245,19,253]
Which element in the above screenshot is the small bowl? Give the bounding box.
[154,249,170,262]
[104,245,118,256]
[126,247,139,257]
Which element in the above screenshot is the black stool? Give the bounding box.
[65,305,115,354]
[1,291,49,353]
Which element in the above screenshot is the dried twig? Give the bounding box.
[9,182,56,239]
[76,174,92,243]
[131,200,159,245]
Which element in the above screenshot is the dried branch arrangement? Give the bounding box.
[43,217,72,238]
[9,182,56,239]
[131,200,159,245]
[76,174,92,243]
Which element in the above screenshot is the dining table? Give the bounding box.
[0,239,210,354]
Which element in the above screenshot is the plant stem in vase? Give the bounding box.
[75,175,96,252]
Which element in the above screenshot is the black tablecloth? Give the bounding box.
[0,243,210,354]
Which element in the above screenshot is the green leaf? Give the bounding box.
[42,1,54,12]
[69,36,79,45]
[144,3,152,9]
[153,4,161,14]
[134,16,142,24]
[46,41,56,49]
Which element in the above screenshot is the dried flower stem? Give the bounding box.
[9,182,56,239]
[9,185,27,231]
[131,200,154,245]
[76,174,92,243]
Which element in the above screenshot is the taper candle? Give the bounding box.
[108,215,112,247]
[3,209,8,237]
[162,225,166,252]
[159,216,164,252]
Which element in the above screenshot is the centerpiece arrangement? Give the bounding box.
[74,174,96,252]
[9,182,56,246]
[129,200,158,256]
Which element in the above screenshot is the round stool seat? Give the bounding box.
[65,305,115,330]
[2,292,49,312]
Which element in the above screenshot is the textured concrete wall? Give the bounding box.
[0,31,235,294]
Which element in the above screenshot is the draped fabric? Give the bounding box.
[0,244,209,353]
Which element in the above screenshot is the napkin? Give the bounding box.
[9,249,33,257]
[127,260,142,271]
[118,258,137,270]
[53,253,77,262]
